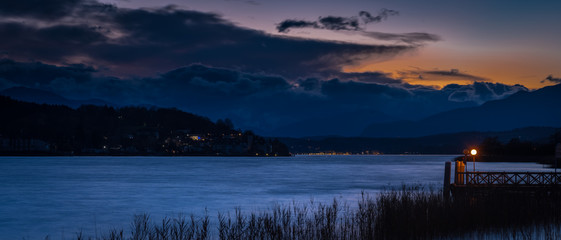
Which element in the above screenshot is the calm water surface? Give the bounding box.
[0,155,552,239]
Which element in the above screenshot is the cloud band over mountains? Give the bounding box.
[0,59,528,135]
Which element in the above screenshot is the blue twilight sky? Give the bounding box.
[0,0,560,136]
[99,0,561,88]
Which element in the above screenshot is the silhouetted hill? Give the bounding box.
[362,84,561,138]
[0,87,112,108]
[281,127,559,154]
[0,96,289,156]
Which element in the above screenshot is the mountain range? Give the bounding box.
[1,84,560,139]
[362,84,561,138]
[0,87,112,108]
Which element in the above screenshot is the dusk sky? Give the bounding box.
[99,0,561,88]
[1,0,560,136]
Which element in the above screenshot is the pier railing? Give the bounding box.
[455,172,561,186]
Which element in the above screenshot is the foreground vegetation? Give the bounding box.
[66,186,561,240]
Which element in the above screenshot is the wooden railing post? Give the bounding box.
[444,162,451,200]
[455,160,465,185]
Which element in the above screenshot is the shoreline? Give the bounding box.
[0,152,292,157]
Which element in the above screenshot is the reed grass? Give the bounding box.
[65,186,561,240]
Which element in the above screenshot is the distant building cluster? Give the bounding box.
[300,151,382,156]
[160,131,277,156]
[0,130,286,156]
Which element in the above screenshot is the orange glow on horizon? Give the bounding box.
[341,45,561,90]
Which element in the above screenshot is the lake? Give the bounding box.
[0,155,553,239]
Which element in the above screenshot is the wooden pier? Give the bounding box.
[457,171,561,186]
[443,161,561,198]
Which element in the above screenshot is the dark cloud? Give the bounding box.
[108,7,232,45]
[277,9,438,45]
[541,75,561,84]
[276,9,398,33]
[0,59,94,86]
[321,78,412,99]
[318,16,360,31]
[359,9,399,23]
[0,22,108,62]
[362,32,441,44]
[161,64,290,96]
[0,3,412,78]
[277,20,318,33]
[423,69,488,81]
[330,72,402,84]
[399,68,488,82]
[0,0,82,20]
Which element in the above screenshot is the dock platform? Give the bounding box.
[443,161,561,198]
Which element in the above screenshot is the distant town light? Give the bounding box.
[470,149,477,156]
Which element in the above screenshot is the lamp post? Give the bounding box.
[470,149,477,171]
